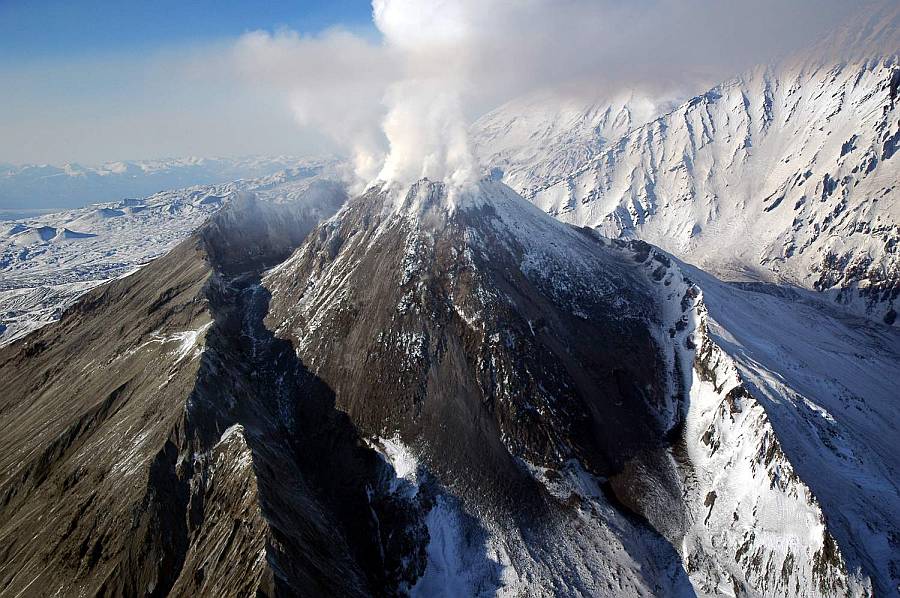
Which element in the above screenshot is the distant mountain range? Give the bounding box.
[0,3,898,597]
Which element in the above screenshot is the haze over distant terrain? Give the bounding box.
[0,0,860,168]
[0,156,325,211]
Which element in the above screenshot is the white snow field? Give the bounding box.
[0,162,338,346]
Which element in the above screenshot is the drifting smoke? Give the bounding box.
[372,0,479,190]
[234,0,863,192]
[234,29,390,187]
[3,0,874,167]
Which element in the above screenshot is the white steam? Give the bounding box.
[377,83,476,190]
[372,0,480,190]
[3,1,867,166]
[232,0,863,193]
[233,29,390,188]
[235,1,487,193]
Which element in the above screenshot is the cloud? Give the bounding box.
[0,0,871,171]
[233,28,392,186]
[232,0,864,192]
[0,43,338,165]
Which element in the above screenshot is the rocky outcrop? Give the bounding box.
[628,243,872,596]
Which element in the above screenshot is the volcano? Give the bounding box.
[0,178,885,596]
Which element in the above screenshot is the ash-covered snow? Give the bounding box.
[410,496,515,598]
[366,436,519,597]
[369,435,421,497]
[366,432,691,598]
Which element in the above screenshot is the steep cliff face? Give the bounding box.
[628,243,892,596]
[0,233,216,597]
[663,259,900,597]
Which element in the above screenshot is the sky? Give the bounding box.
[0,1,373,61]
[0,0,374,164]
[0,0,865,168]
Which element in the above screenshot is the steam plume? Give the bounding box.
[233,0,864,193]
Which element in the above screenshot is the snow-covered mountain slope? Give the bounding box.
[473,89,679,199]
[476,5,900,327]
[0,155,331,211]
[638,244,899,596]
[0,164,341,346]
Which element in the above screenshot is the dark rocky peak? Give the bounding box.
[264,178,685,530]
[200,181,347,275]
[0,182,411,597]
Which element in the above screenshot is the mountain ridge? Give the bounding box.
[1,178,894,594]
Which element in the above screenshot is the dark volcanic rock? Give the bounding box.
[1,178,701,596]
[267,180,682,495]
[0,186,432,597]
[263,180,693,590]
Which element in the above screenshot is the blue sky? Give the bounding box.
[0,0,373,62]
[0,0,376,164]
